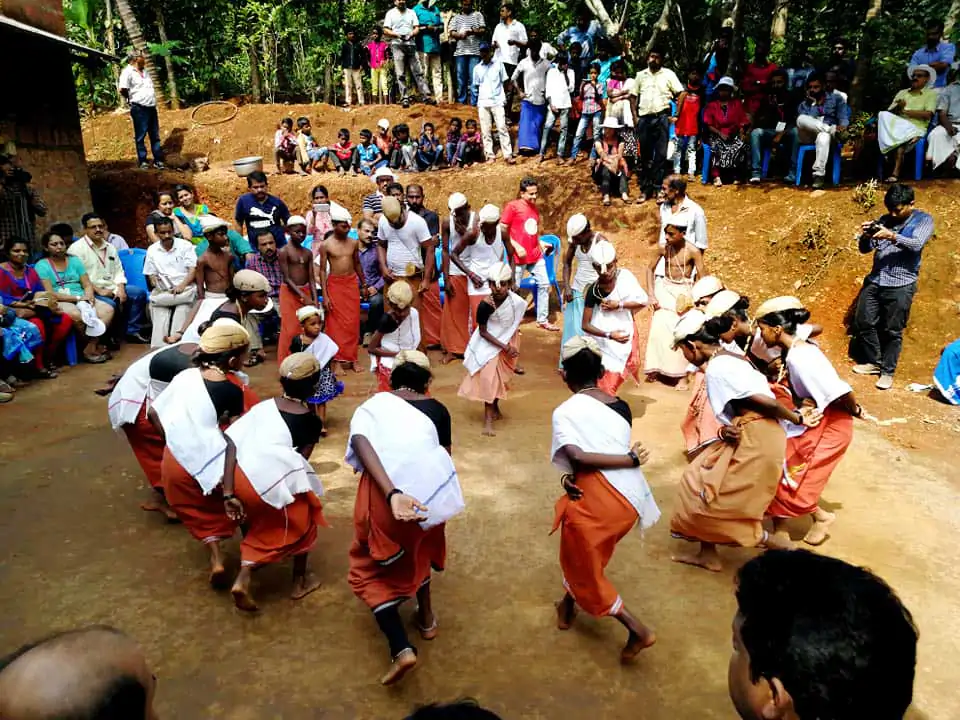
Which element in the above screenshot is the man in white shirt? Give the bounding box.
[377,196,435,310]
[383,0,436,109]
[473,43,516,164]
[658,175,709,252]
[539,52,575,162]
[143,216,198,347]
[68,212,150,345]
[629,48,683,203]
[492,2,527,111]
[512,39,552,153]
[118,52,165,170]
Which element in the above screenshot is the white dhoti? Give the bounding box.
[181,292,227,343]
[878,110,924,155]
[643,277,691,379]
[925,125,960,169]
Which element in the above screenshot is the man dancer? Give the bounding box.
[278,215,318,364]
[440,192,476,362]
[377,195,435,334]
[318,206,366,373]
[406,184,443,349]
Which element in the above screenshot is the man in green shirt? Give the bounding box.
[414,0,444,101]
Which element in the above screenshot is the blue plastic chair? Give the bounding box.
[518,235,563,317]
[793,142,842,186]
[876,137,926,181]
[64,332,78,366]
[117,248,149,293]
[700,144,712,184]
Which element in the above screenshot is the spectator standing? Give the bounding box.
[512,39,552,154]
[926,70,960,171]
[852,183,934,390]
[383,0,435,109]
[785,73,848,188]
[749,68,795,183]
[492,3,527,112]
[555,8,604,73]
[414,0,444,102]
[740,41,778,117]
[0,155,46,256]
[234,171,291,250]
[473,42,516,164]
[658,175,708,251]
[367,27,390,105]
[910,20,956,89]
[339,28,367,107]
[450,0,487,105]
[118,51,165,170]
[539,52,575,162]
[142,218,198,348]
[824,37,856,91]
[570,63,603,161]
[630,48,683,203]
[672,67,704,177]
[702,27,732,100]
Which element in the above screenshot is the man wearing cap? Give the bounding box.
[69,212,150,345]
[143,215,198,348]
[234,170,291,251]
[452,202,511,342]
[440,192,476,360]
[318,205,366,372]
[474,41,516,163]
[383,0,436,108]
[377,196,435,330]
[118,51,165,170]
[910,20,956,89]
[630,48,683,203]
[277,216,318,365]
[363,167,396,243]
[450,0,487,104]
[406,184,443,348]
[560,212,601,352]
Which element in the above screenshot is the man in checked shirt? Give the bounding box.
[852,183,935,390]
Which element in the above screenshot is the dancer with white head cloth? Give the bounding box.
[559,213,601,357]
[450,202,511,336]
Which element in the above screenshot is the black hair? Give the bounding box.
[173,183,194,196]
[154,189,175,205]
[610,59,627,74]
[685,315,734,345]
[885,183,915,210]
[555,52,569,66]
[358,217,376,230]
[152,216,174,232]
[311,184,329,200]
[450,117,463,126]
[663,222,688,234]
[729,295,750,322]
[465,118,477,127]
[925,18,944,31]
[359,128,372,138]
[648,45,665,58]
[49,222,75,240]
[386,181,405,195]
[500,2,515,14]
[2,235,29,255]
[82,212,104,228]
[528,38,543,56]
[280,117,294,128]
[561,348,604,387]
[405,699,503,720]
[805,71,825,86]
[296,116,311,129]
[393,122,410,137]
[519,176,538,193]
[246,170,268,186]
[193,345,247,369]
[588,61,600,73]
[570,42,583,55]
[666,175,687,195]
[338,127,350,138]
[345,27,356,35]
[0,154,11,165]
[423,122,435,131]
[832,36,848,47]
[279,371,322,401]
[736,549,917,720]
[389,362,432,393]
[770,68,789,83]
[757,306,810,335]
[406,183,424,195]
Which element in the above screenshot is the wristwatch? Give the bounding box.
[628,450,641,467]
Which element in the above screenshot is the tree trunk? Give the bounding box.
[323,58,334,105]
[770,0,789,42]
[849,0,884,112]
[945,0,959,39]
[154,8,181,109]
[644,0,674,56]
[724,0,744,77]
[248,41,263,103]
[104,0,120,89]
[114,0,165,104]
[584,0,622,36]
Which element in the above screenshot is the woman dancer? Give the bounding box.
[224,352,327,611]
[149,320,258,585]
[347,351,465,685]
[670,310,820,571]
[552,336,661,661]
[580,241,648,394]
[458,263,526,436]
[560,213,600,357]
[368,282,421,392]
[756,296,860,546]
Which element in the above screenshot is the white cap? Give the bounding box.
[566,213,588,238]
[329,204,352,223]
[448,192,468,211]
[486,261,514,287]
[199,215,228,234]
[478,204,500,223]
[286,215,307,227]
[377,118,390,130]
[296,305,323,322]
[755,296,805,319]
[673,309,708,345]
[372,166,395,182]
[78,300,106,338]
[704,290,741,318]
[691,275,724,302]
[716,76,736,90]
[589,240,617,272]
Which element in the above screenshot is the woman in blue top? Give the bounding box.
[174,184,209,245]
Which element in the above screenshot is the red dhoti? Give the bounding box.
[234,467,327,565]
[122,404,165,489]
[440,276,470,355]
[457,332,518,403]
[161,449,236,543]
[326,273,361,363]
[420,281,442,347]
[278,283,312,365]
[681,372,722,452]
[374,362,392,392]
[348,471,446,610]
[552,470,637,616]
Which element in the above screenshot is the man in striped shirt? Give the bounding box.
[852,183,935,390]
[450,0,486,105]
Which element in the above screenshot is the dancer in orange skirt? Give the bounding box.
[439,192,475,363]
[406,184,443,348]
[580,241,649,394]
[669,310,820,572]
[551,337,660,661]
[223,352,327,611]
[458,263,526,436]
[347,351,465,685]
[368,282,421,392]
[149,320,259,586]
[452,204,511,337]
[755,296,861,547]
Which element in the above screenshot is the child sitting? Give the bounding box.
[444,118,463,166]
[289,305,344,433]
[458,118,484,167]
[329,128,355,175]
[296,116,328,174]
[416,122,442,171]
[389,123,417,171]
[274,117,297,174]
[354,128,386,175]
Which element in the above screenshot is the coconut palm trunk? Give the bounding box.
[114,0,166,105]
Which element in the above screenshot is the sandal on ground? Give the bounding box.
[602,195,611,206]
[36,368,59,379]
[885,175,899,183]
[83,353,109,365]
[244,353,265,367]
[713,176,723,187]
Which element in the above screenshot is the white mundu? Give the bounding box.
[463,291,526,374]
[589,268,648,373]
[371,308,421,372]
[704,354,774,425]
[460,226,507,296]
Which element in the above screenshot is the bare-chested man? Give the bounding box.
[318,206,367,372]
[277,215,318,365]
[643,221,706,388]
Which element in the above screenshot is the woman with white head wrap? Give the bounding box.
[458,262,527,436]
[346,349,464,685]
[559,213,602,363]
[439,192,476,362]
[580,240,648,394]
[450,203,511,338]
[669,311,821,572]
[552,336,660,661]
[368,281,422,392]
[149,319,259,586]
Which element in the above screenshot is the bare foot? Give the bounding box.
[482,423,496,437]
[209,562,230,588]
[440,352,455,365]
[763,531,796,550]
[555,597,577,630]
[139,501,181,523]
[381,648,417,686]
[671,548,723,573]
[231,584,259,612]
[416,609,438,640]
[621,627,657,662]
[645,372,658,383]
[803,519,834,546]
[350,362,364,374]
[492,408,503,421]
[291,573,323,600]
[676,378,690,391]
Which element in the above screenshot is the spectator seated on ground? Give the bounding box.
[749,68,795,183]
[273,116,297,174]
[355,128,387,176]
[143,216,198,348]
[704,76,750,186]
[785,72,847,188]
[295,116,328,175]
[926,68,960,174]
[389,123,418,171]
[878,64,937,182]
[457,119,485,166]
[592,117,630,205]
[329,128,355,176]
[34,230,111,363]
[417,122,442,171]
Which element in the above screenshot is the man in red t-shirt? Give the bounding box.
[500,177,559,330]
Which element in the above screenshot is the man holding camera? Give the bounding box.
[852,183,934,390]
[383,0,436,109]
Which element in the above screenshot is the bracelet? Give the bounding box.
[618,301,624,310]
[628,450,640,467]
[386,488,403,503]
[223,493,236,500]
[794,411,803,424]
[605,331,611,339]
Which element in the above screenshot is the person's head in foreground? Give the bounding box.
[196,318,251,373]
[386,280,414,322]
[404,698,503,719]
[390,349,432,394]
[0,625,158,720]
[279,351,321,402]
[590,239,618,283]
[560,335,604,392]
[230,269,271,312]
[729,549,917,720]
